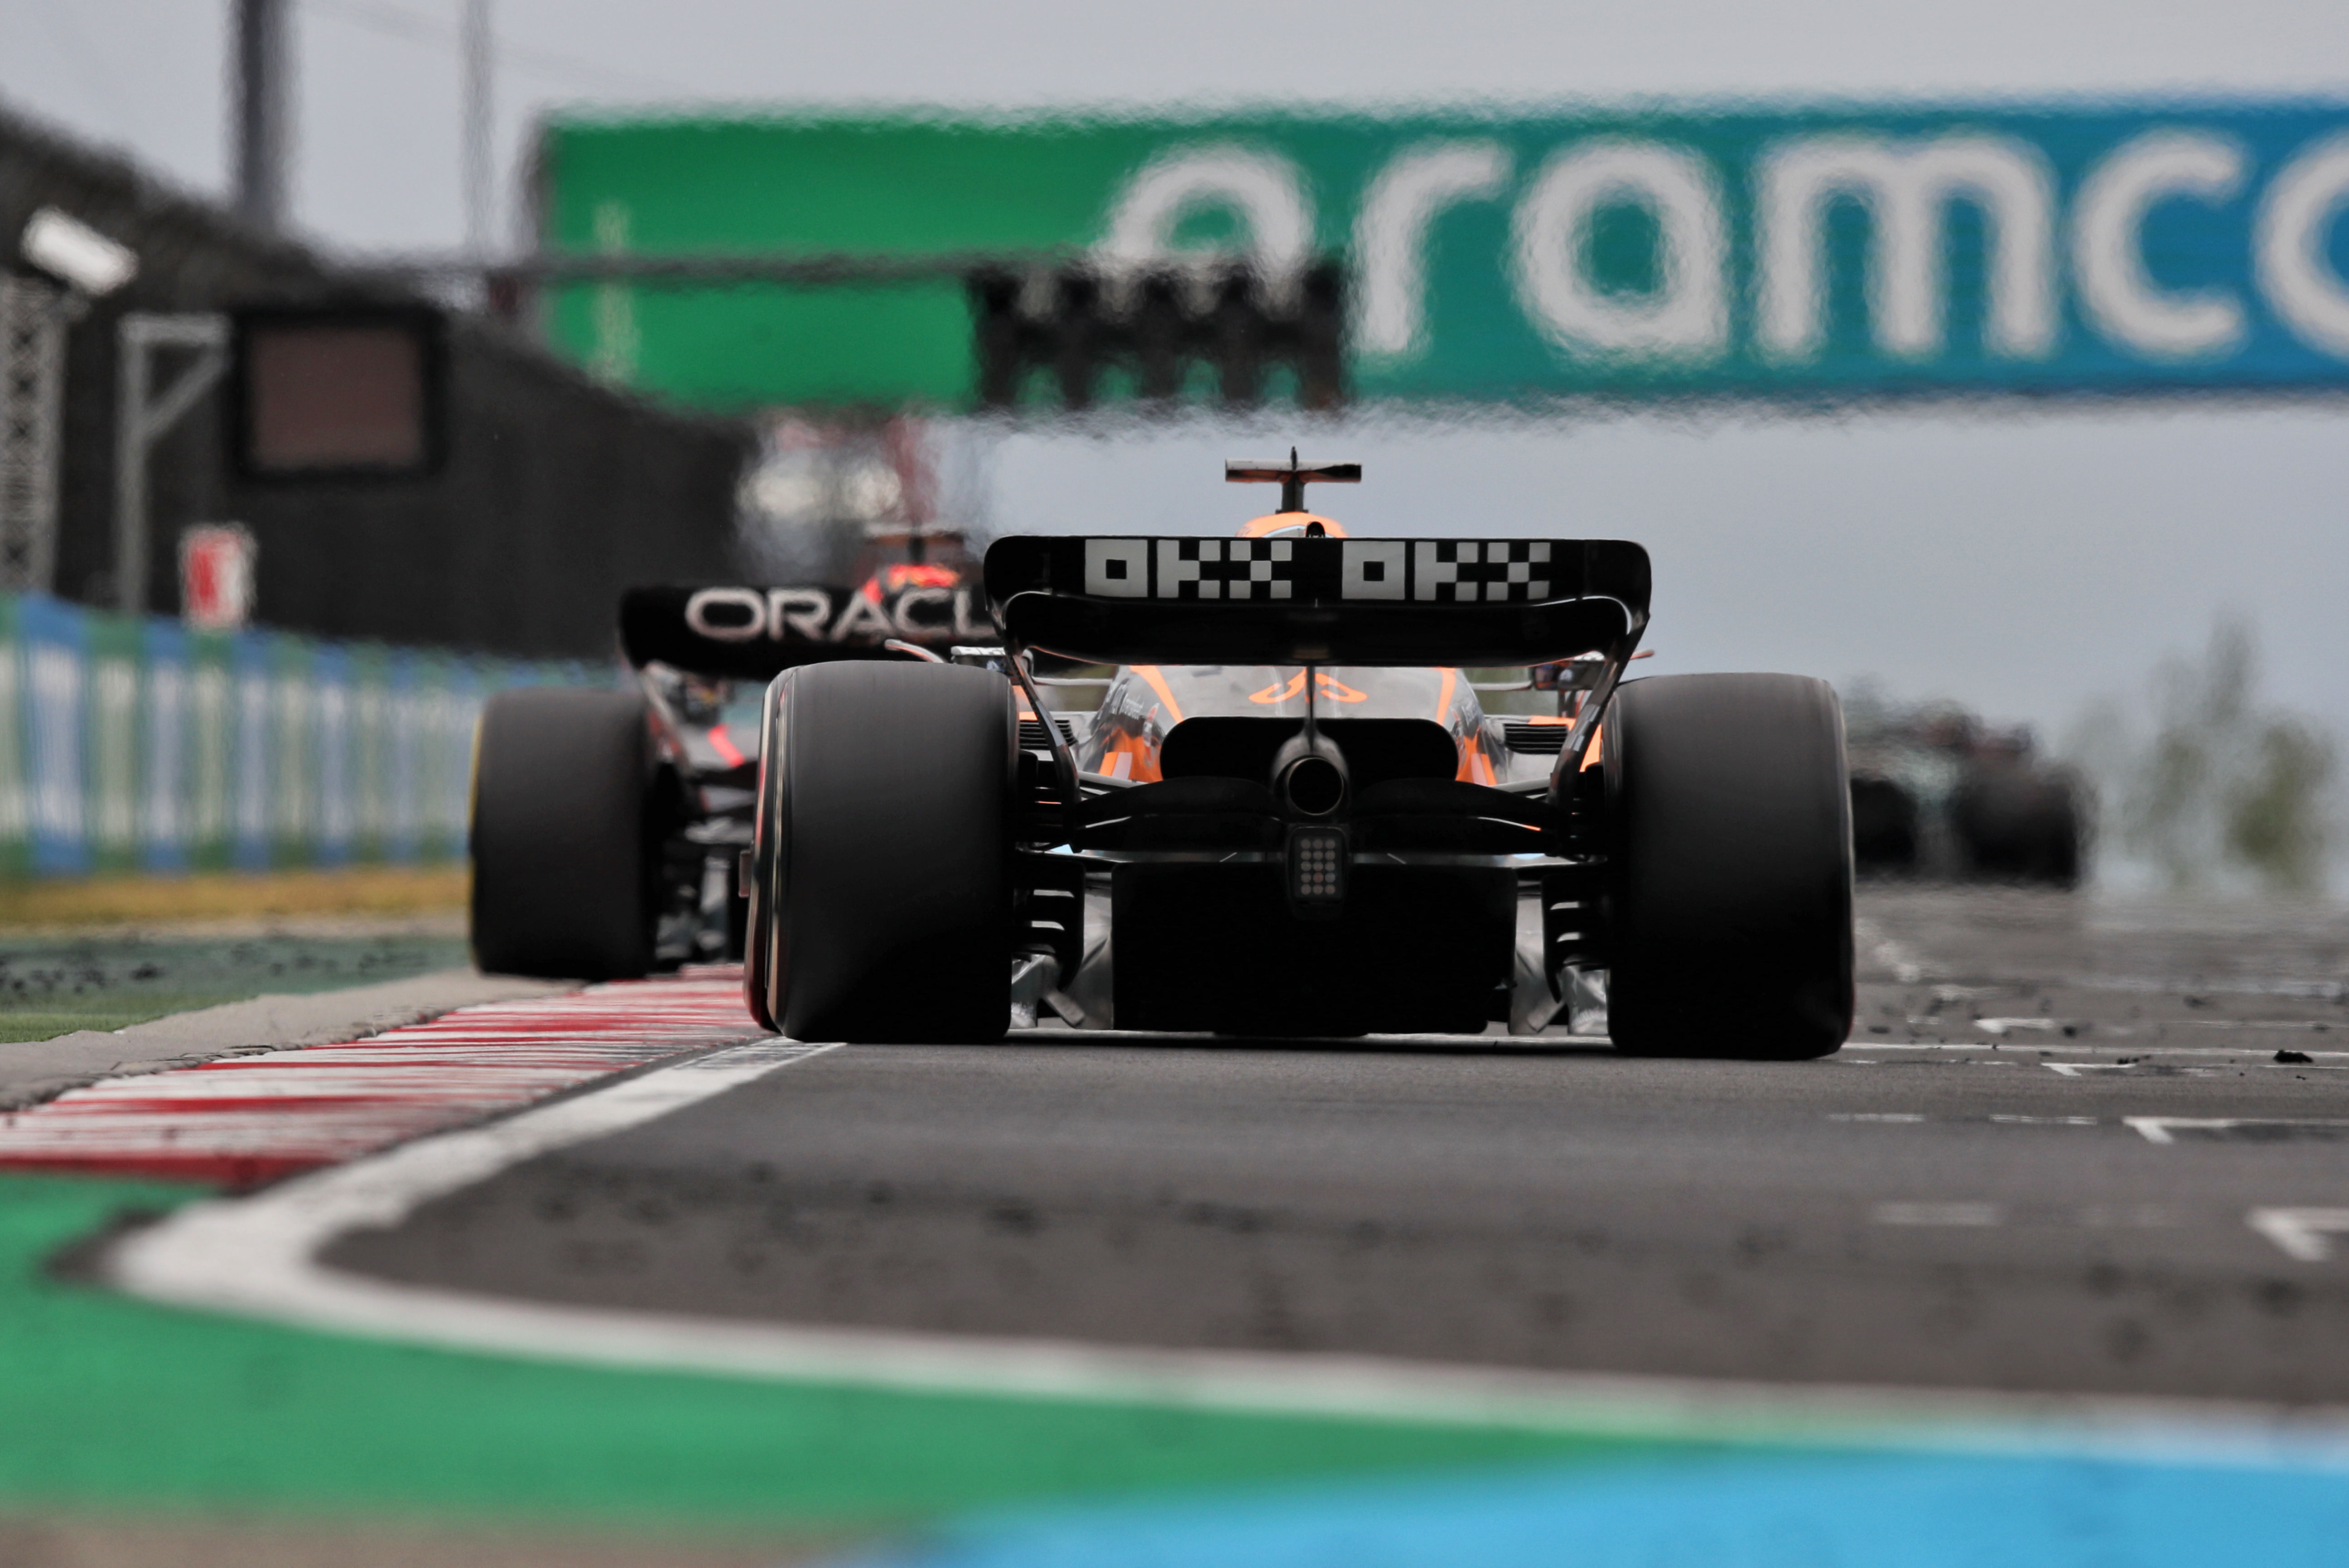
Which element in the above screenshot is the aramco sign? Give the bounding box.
[535,102,2349,410]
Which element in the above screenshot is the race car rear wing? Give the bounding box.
[982,536,1650,668]
[619,582,994,681]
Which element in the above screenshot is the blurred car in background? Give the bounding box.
[1846,699,2087,887]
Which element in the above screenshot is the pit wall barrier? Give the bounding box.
[0,594,598,880]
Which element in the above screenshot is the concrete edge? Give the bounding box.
[0,970,582,1110]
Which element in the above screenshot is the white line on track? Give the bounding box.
[2126,1117,2349,1145]
[2044,1062,2233,1077]
[1826,1115,2104,1126]
[109,1038,835,1296]
[1872,1201,2004,1226]
[2249,1209,2349,1263]
[1853,919,1932,984]
[98,1030,2349,1465]
[2070,977,2347,1001]
[1852,1042,2349,1060]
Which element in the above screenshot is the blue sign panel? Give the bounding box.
[1330,102,2349,400]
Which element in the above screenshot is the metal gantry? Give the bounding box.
[114,313,230,615]
[0,275,69,594]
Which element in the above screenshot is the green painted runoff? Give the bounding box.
[0,1174,1688,1530]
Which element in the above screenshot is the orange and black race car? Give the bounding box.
[470,454,1855,1059]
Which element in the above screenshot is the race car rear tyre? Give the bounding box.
[471,688,656,980]
[753,660,1016,1043]
[1848,775,1920,874]
[1954,767,2082,887]
[742,675,785,1032]
[1604,673,1854,1060]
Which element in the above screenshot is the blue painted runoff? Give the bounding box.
[833,1447,2349,1568]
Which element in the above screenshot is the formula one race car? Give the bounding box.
[1846,698,2085,886]
[467,565,991,981]
[471,455,1854,1059]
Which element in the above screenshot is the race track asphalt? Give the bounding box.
[328,887,2349,1405]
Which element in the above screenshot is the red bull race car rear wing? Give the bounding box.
[982,536,1652,669]
[619,581,994,680]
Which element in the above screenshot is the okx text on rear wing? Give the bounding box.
[982,535,1650,670]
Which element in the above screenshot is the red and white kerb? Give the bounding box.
[0,974,758,1188]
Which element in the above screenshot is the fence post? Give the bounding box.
[269,632,315,867]
[140,618,189,874]
[86,610,142,875]
[231,630,271,872]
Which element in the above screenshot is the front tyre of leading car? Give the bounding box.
[746,661,1017,1043]
[1603,673,1856,1061]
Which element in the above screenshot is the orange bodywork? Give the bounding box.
[1519,713,1605,770]
[1248,671,1368,706]
[1238,513,1350,539]
[860,561,961,601]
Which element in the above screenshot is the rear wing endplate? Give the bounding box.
[982,536,1650,668]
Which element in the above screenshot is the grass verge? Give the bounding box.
[0,868,468,931]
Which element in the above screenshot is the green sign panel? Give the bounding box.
[536,103,2349,411]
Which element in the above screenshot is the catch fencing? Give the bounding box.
[0,594,594,879]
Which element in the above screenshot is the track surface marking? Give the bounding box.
[295,890,2349,1408]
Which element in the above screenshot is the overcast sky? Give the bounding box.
[4,0,2348,749]
[12,0,2349,255]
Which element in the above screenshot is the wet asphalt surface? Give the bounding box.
[330,887,2349,1404]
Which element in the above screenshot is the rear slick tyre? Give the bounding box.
[470,688,656,981]
[752,661,1016,1044]
[1604,673,1854,1061]
[1954,768,2082,887]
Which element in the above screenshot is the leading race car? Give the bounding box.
[471,454,1855,1060]
[467,559,993,981]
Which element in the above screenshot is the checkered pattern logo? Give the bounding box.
[1411,540,1552,603]
[1066,536,1570,605]
[1153,538,1295,601]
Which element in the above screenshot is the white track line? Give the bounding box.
[2127,1117,2349,1144]
[1871,1201,2004,1226]
[100,1033,2349,1464]
[1852,1042,2349,1059]
[2249,1209,2349,1263]
[108,1038,833,1283]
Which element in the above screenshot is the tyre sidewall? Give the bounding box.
[1605,673,1854,1059]
[773,661,1016,1043]
[743,672,789,1031]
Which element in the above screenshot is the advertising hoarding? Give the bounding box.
[538,101,2349,410]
